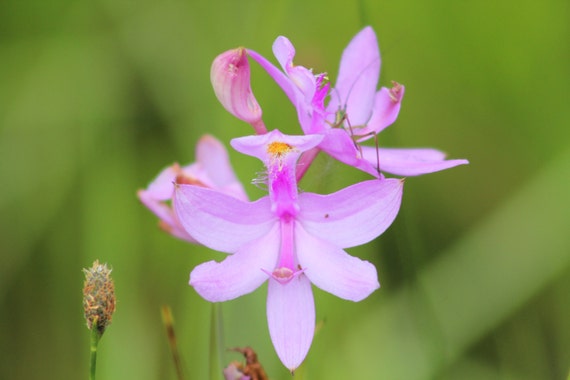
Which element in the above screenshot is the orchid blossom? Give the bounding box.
[173,130,404,370]
[138,135,247,242]
[245,27,468,177]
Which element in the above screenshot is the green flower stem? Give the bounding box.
[89,322,102,380]
[209,303,224,380]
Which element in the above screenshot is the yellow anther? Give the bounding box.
[267,141,292,157]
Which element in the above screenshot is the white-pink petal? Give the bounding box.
[190,224,280,302]
[174,185,275,253]
[297,178,403,248]
[295,223,380,301]
[267,274,315,372]
[361,147,470,176]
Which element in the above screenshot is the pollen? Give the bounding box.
[267,141,292,157]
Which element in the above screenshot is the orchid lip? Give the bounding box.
[262,267,305,284]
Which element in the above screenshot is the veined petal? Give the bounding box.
[328,26,380,126]
[361,147,470,176]
[297,178,403,248]
[267,274,315,372]
[296,224,379,301]
[190,224,279,302]
[174,185,275,253]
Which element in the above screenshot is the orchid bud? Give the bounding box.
[211,48,267,134]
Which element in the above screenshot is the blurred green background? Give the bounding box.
[1,0,568,379]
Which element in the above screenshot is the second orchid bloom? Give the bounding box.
[140,26,467,372]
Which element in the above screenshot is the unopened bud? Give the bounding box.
[83,260,116,335]
[211,48,266,134]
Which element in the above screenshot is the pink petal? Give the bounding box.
[223,363,249,380]
[295,223,379,301]
[210,48,264,131]
[246,49,298,107]
[361,147,470,176]
[174,185,275,253]
[272,36,316,102]
[143,165,179,201]
[357,84,405,139]
[272,36,296,72]
[317,129,379,177]
[328,26,380,127]
[138,188,177,226]
[267,274,315,372]
[247,47,316,134]
[194,135,248,201]
[190,224,279,302]
[138,189,197,242]
[231,130,323,163]
[298,178,403,248]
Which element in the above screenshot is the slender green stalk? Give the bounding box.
[89,318,102,380]
[83,261,116,380]
[209,303,224,380]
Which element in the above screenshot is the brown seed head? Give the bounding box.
[83,260,116,334]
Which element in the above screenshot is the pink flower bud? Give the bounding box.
[211,48,266,134]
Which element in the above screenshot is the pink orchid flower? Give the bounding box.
[138,135,247,242]
[173,129,404,371]
[246,27,468,177]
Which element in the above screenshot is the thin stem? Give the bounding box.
[161,306,185,380]
[209,303,224,380]
[89,320,101,380]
